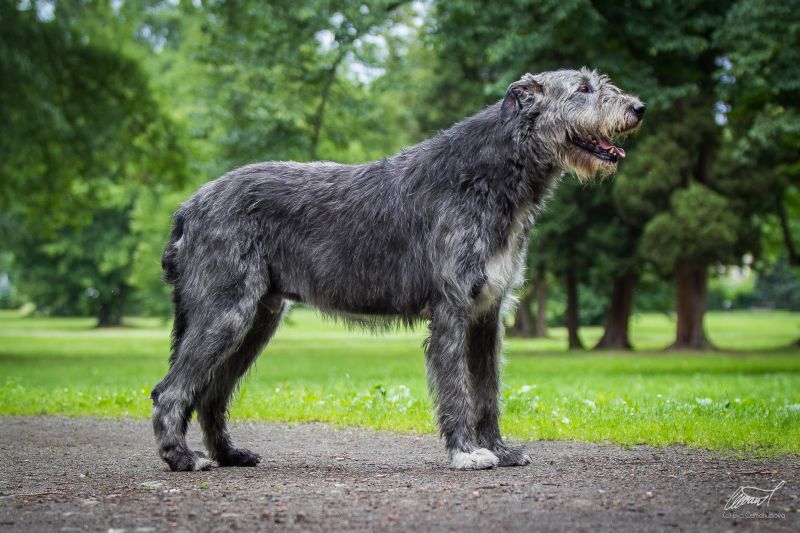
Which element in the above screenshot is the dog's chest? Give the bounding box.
[474,212,531,314]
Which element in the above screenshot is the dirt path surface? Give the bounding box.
[0,417,797,532]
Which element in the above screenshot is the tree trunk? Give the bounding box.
[509,289,534,337]
[565,271,584,350]
[594,272,635,350]
[534,276,548,338]
[777,194,799,266]
[96,289,125,328]
[670,261,713,350]
[97,303,123,327]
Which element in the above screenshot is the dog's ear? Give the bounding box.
[501,75,543,121]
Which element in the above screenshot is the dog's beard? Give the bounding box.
[562,147,618,182]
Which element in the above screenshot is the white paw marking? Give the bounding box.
[192,456,213,471]
[450,448,499,470]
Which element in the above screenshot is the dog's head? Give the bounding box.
[501,68,644,180]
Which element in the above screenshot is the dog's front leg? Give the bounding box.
[426,306,499,470]
[468,307,531,467]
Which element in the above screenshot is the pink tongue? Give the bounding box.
[596,138,626,159]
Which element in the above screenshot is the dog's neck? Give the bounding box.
[439,104,562,208]
[432,104,565,251]
[394,102,564,249]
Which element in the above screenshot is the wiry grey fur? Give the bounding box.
[151,68,645,471]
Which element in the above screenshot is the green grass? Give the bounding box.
[0,308,798,456]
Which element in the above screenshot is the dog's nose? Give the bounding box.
[631,102,646,119]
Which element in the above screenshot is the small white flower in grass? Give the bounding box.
[561,417,570,424]
[519,385,535,393]
[387,385,411,404]
[582,399,596,409]
[695,398,713,406]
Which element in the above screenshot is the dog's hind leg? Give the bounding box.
[196,295,286,467]
[426,305,499,470]
[151,270,267,472]
[467,307,531,467]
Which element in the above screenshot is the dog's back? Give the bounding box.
[167,158,444,321]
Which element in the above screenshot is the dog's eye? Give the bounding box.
[577,84,592,94]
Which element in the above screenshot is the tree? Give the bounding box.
[0,2,186,325]
[528,180,624,350]
[426,0,665,349]
[4,0,795,336]
[200,0,411,167]
[640,185,739,348]
[715,0,800,267]
[509,264,548,338]
[600,0,760,350]
[586,194,640,351]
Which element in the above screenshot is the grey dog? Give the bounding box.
[151,68,644,471]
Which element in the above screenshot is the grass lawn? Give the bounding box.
[0,308,798,456]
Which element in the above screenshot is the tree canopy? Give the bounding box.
[1,0,797,343]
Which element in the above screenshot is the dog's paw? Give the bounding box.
[450,448,499,470]
[163,449,213,472]
[491,443,531,467]
[192,451,214,471]
[216,447,261,467]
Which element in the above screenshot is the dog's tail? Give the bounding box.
[161,208,186,285]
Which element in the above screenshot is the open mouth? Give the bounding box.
[569,134,626,163]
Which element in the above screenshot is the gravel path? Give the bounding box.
[0,416,797,532]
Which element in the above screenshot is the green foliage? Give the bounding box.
[641,184,739,270]
[716,0,800,110]
[714,0,800,268]
[1,0,798,334]
[708,269,756,311]
[0,2,187,322]
[200,0,416,166]
[0,3,185,225]
[127,187,185,318]
[753,258,800,311]
[0,252,22,309]
[13,205,136,322]
[613,137,684,227]
[633,272,675,314]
